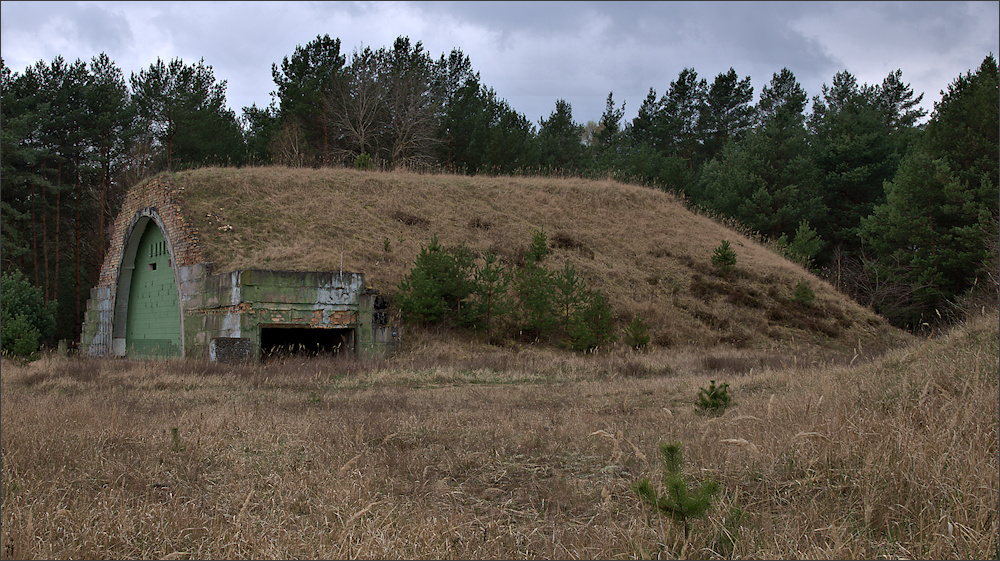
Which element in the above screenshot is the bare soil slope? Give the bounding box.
[169,166,910,355]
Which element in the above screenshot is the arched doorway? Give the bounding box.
[121,219,182,358]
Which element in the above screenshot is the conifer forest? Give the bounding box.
[2,35,997,347]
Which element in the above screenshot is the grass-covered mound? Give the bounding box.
[168,166,909,355]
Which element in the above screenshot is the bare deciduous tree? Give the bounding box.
[270,121,312,168]
[328,47,384,162]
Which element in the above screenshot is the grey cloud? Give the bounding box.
[3,1,995,127]
[70,3,134,55]
[1,1,134,68]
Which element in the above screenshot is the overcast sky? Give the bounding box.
[2,1,998,127]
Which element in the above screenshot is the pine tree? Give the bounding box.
[634,442,721,538]
[1,270,56,355]
[861,55,999,325]
[537,99,585,173]
[695,380,733,414]
[711,240,737,274]
[701,68,755,161]
[658,68,708,168]
[467,251,513,340]
[552,262,584,333]
[395,235,475,326]
[696,68,823,239]
[567,289,615,352]
[624,315,650,350]
[808,70,897,256]
[271,34,347,166]
[515,261,558,340]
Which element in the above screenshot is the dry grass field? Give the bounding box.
[2,310,996,559]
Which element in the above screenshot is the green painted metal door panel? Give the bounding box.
[126,223,181,358]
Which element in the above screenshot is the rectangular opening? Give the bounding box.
[210,337,252,363]
[148,262,157,271]
[260,326,354,361]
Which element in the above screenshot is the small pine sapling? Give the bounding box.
[711,240,737,274]
[468,251,513,341]
[776,221,825,270]
[625,315,650,350]
[552,262,584,332]
[526,228,549,264]
[515,262,558,339]
[395,235,475,326]
[567,289,616,352]
[695,380,732,415]
[793,279,815,306]
[354,152,373,170]
[633,441,721,538]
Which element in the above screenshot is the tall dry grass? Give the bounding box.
[172,166,910,355]
[2,310,996,559]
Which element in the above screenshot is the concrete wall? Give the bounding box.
[187,269,398,362]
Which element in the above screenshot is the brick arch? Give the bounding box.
[84,175,204,357]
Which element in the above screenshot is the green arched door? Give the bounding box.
[125,222,182,358]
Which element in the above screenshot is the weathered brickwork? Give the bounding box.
[97,175,204,289]
[83,175,206,357]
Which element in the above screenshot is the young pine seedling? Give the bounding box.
[696,379,732,415]
[633,441,720,538]
[711,240,737,274]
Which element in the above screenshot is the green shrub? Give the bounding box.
[354,152,373,170]
[515,252,615,351]
[395,235,475,326]
[1,269,55,356]
[466,251,513,340]
[395,231,616,352]
[1,313,40,358]
[695,380,732,415]
[793,279,815,306]
[526,228,549,264]
[624,315,650,350]
[567,289,616,352]
[711,240,737,273]
[633,441,721,538]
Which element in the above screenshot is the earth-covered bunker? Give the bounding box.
[80,176,398,361]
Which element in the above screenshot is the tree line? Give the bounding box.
[1,33,996,346]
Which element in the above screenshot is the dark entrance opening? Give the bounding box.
[260,326,354,360]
